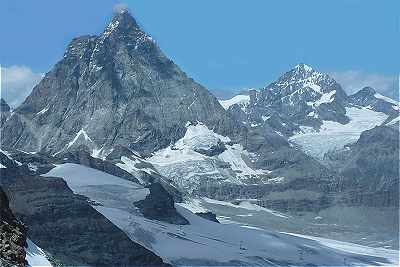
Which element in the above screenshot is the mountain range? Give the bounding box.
[1,9,398,267]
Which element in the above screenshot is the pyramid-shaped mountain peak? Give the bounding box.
[109,8,139,30]
[2,10,236,156]
[358,86,376,95]
[99,9,143,41]
[294,63,314,72]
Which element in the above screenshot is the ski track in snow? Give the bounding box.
[281,233,399,266]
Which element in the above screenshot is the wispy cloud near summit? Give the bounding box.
[0,65,43,108]
[329,70,398,100]
[113,3,129,14]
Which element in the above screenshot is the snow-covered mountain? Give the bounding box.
[1,9,399,267]
[224,64,350,135]
[1,9,238,157]
[349,86,399,122]
[0,10,343,213]
[222,64,399,159]
[147,121,273,195]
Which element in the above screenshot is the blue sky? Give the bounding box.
[1,0,399,106]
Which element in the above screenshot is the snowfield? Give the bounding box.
[282,233,399,266]
[219,95,250,110]
[374,93,399,106]
[148,122,272,193]
[26,239,52,267]
[289,107,388,159]
[96,203,399,266]
[43,163,149,206]
[42,164,398,266]
[175,122,231,150]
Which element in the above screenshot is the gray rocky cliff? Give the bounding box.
[1,10,239,157]
[0,150,169,267]
[324,125,399,207]
[0,187,27,267]
[228,64,350,137]
[0,99,11,128]
[348,86,399,122]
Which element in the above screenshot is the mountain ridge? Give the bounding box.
[2,10,240,157]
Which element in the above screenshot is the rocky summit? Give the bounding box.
[1,10,237,157]
[224,64,350,136]
[0,7,399,267]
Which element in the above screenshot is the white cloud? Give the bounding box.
[329,70,398,100]
[0,65,43,108]
[113,3,129,14]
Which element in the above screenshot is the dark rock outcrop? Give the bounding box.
[324,126,399,207]
[193,140,226,157]
[1,168,169,267]
[0,187,27,267]
[135,183,189,225]
[195,212,220,223]
[0,98,11,127]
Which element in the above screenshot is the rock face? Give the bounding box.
[324,125,399,207]
[226,64,349,136]
[0,11,344,215]
[0,187,27,267]
[195,212,220,223]
[0,98,11,127]
[0,154,169,267]
[135,183,189,225]
[349,87,398,120]
[1,10,238,157]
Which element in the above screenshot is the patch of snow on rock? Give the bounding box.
[219,95,250,110]
[67,129,93,149]
[314,90,336,106]
[174,122,230,151]
[374,93,399,105]
[218,144,270,177]
[26,239,52,267]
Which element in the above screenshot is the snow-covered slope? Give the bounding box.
[348,87,399,118]
[147,122,272,194]
[26,239,52,267]
[374,93,399,107]
[289,107,388,159]
[283,232,398,265]
[43,163,149,205]
[41,164,398,266]
[184,197,398,250]
[219,95,250,111]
